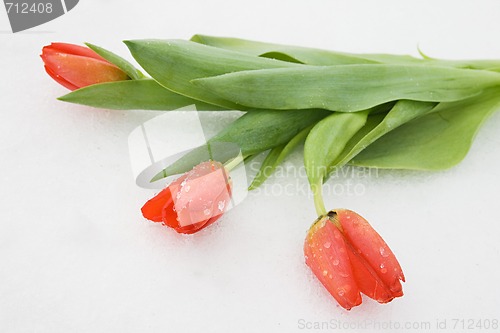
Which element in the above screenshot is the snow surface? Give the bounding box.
[1,1,500,332]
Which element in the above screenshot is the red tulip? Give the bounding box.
[41,42,129,90]
[304,209,405,310]
[141,161,232,234]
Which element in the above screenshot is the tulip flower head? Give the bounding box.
[304,209,404,310]
[142,161,232,234]
[41,43,129,90]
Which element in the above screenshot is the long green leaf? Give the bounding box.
[331,100,437,170]
[191,35,500,70]
[191,35,420,66]
[193,65,500,112]
[124,39,298,109]
[350,89,500,170]
[85,43,144,80]
[304,111,370,188]
[58,79,221,111]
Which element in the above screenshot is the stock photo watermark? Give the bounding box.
[297,318,499,331]
[3,0,79,32]
[248,162,379,198]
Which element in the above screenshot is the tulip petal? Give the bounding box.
[46,42,106,61]
[141,187,174,222]
[345,243,395,303]
[304,217,362,310]
[43,52,129,90]
[335,209,405,297]
[173,161,231,228]
[43,65,79,91]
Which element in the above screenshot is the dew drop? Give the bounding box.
[323,242,331,249]
[218,200,225,211]
[181,180,187,187]
[184,185,190,192]
[379,247,390,257]
[380,263,387,274]
[322,270,328,277]
[332,259,340,266]
[203,208,211,216]
[337,288,345,296]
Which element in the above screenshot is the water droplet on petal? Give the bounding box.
[337,288,345,296]
[184,185,190,192]
[380,263,387,274]
[332,259,340,266]
[379,247,390,257]
[323,241,331,249]
[322,270,328,277]
[203,208,211,215]
[218,200,225,211]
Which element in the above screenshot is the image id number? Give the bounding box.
[5,2,53,14]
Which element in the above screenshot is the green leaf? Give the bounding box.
[124,39,298,110]
[248,124,314,190]
[191,35,500,70]
[191,34,419,66]
[151,109,330,181]
[58,79,222,111]
[304,111,370,188]
[193,65,500,112]
[350,88,500,170]
[331,100,437,170]
[85,42,144,80]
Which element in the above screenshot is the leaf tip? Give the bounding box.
[150,170,167,183]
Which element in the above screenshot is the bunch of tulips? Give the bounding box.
[42,36,500,309]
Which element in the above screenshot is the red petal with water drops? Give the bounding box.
[304,216,362,310]
[335,209,405,298]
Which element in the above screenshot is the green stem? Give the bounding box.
[312,179,327,216]
[224,154,245,172]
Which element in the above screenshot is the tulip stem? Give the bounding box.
[224,153,245,172]
[312,180,327,216]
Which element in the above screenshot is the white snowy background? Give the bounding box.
[1,1,500,332]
